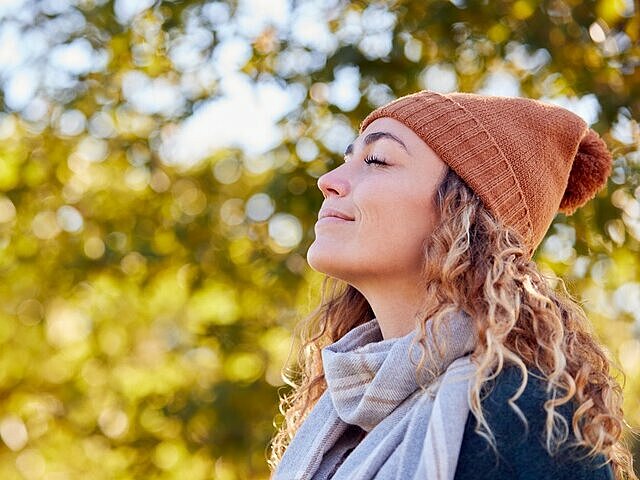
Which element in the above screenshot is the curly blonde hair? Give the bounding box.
[266,167,638,479]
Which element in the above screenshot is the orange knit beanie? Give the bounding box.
[358,90,613,259]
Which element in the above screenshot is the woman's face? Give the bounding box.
[307,117,449,284]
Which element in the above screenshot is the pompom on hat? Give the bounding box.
[358,90,613,259]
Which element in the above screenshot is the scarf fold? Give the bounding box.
[274,310,479,480]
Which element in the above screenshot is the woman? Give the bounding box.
[267,90,637,479]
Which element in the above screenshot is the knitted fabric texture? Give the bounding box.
[358,90,613,259]
[273,310,478,479]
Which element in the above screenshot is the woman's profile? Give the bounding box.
[267,90,637,479]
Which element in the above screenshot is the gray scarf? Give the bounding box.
[273,310,478,479]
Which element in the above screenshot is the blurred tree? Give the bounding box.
[0,0,638,478]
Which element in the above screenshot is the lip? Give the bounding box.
[316,216,351,224]
[318,208,355,221]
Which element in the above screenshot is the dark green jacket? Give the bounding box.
[454,365,614,479]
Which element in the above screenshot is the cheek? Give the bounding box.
[357,182,433,244]
[353,179,399,221]
[392,201,433,247]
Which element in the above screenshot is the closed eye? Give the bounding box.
[363,154,388,166]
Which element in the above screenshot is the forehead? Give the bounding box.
[345,118,414,157]
[344,131,409,157]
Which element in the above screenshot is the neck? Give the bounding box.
[352,279,426,340]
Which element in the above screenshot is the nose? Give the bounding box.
[317,166,349,198]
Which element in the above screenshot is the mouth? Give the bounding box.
[316,216,353,224]
[318,207,355,222]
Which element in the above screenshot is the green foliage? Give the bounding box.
[0,0,638,478]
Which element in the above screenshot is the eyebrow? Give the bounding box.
[343,131,409,158]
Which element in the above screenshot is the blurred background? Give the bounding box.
[0,0,638,478]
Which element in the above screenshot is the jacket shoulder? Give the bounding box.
[454,364,614,480]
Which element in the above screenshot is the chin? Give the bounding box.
[305,243,328,273]
[307,243,345,277]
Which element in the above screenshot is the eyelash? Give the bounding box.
[363,154,388,166]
